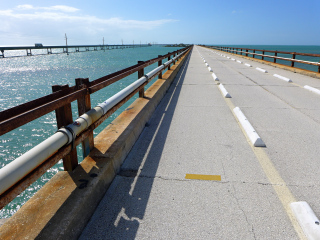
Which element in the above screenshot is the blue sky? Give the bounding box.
[0,0,319,46]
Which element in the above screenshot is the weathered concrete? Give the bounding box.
[0,49,191,240]
[80,46,320,239]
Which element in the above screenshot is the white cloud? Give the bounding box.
[0,5,178,45]
[15,4,80,12]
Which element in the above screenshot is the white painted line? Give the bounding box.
[236,60,243,64]
[273,74,292,82]
[218,84,231,98]
[256,67,268,73]
[245,63,252,67]
[231,58,236,61]
[205,63,209,67]
[291,201,320,240]
[208,67,213,72]
[304,85,320,95]
[233,107,266,147]
[212,73,219,81]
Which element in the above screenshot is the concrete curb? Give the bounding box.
[290,201,320,239]
[0,49,191,240]
[233,107,265,147]
[273,74,292,82]
[218,84,231,98]
[304,85,320,95]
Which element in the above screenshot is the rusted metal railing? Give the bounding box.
[0,46,192,209]
[209,46,320,73]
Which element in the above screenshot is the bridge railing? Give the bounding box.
[208,46,320,73]
[0,46,192,209]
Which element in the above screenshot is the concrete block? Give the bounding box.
[233,107,265,147]
[304,85,320,95]
[218,84,231,98]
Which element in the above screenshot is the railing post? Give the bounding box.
[246,49,248,57]
[318,60,320,73]
[262,51,265,60]
[52,84,78,171]
[75,78,94,158]
[253,49,255,58]
[168,54,171,70]
[138,61,145,98]
[291,52,296,67]
[158,55,163,79]
[241,49,242,55]
[274,51,277,63]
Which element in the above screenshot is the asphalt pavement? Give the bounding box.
[79,46,320,239]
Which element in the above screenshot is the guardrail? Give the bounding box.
[0,46,192,209]
[208,46,320,73]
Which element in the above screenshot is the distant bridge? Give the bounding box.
[0,44,150,58]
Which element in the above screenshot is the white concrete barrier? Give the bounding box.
[245,63,252,67]
[291,201,320,240]
[256,67,268,73]
[233,107,265,147]
[273,74,292,82]
[218,84,231,98]
[304,85,320,95]
[236,60,243,64]
[231,58,236,61]
[208,67,213,72]
[212,73,219,81]
[205,63,209,67]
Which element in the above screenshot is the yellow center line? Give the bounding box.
[185,174,221,181]
[222,97,307,239]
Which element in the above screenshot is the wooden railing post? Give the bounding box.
[168,54,171,70]
[75,78,94,158]
[274,51,277,63]
[138,61,145,98]
[291,52,296,67]
[262,51,265,60]
[246,49,248,57]
[52,84,78,171]
[253,49,255,58]
[158,55,163,79]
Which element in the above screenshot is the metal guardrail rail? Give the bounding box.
[0,46,192,209]
[208,46,320,73]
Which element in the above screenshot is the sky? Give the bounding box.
[0,0,320,46]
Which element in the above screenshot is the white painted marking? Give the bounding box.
[304,85,320,95]
[236,60,243,63]
[218,84,231,98]
[233,107,265,147]
[273,74,292,82]
[256,67,268,73]
[245,63,252,67]
[291,201,320,240]
[212,73,219,81]
[208,67,213,72]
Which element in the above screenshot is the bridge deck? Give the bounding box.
[80,46,320,239]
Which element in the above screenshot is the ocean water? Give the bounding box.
[0,46,182,218]
[214,45,320,72]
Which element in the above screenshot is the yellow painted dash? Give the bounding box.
[185,174,221,181]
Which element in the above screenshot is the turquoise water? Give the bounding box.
[0,46,182,218]
[214,45,320,72]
